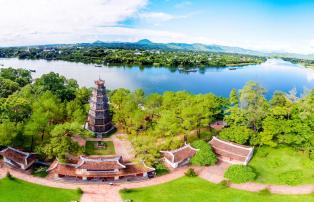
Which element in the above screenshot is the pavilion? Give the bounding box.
[209,136,254,165]
[0,147,37,170]
[48,155,155,181]
[161,144,198,168]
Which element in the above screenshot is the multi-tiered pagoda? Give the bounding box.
[86,79,114,137]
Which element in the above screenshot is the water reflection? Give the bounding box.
[0,58,313,98]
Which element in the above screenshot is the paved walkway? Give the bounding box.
[111,133,135,161]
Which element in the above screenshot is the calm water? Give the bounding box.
[0,58,313,98]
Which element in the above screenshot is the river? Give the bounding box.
[0,58,313,98]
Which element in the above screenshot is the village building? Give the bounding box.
[48,155,155,181]
[209,120,227,130]
[161,144,198,168]
[85,79,114,137]
[0,147,37,170]
[209,136,254,165]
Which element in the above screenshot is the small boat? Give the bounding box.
[228,67,237,70]
[29,69,36,72]
[178,68,198,72]
[95,65,102,67]
[0,64,4,66]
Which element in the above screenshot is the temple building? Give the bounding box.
[0,147,37,170]
[161,144,198,168]
[48,155,155,181]
[209,136,254,165]
[85,79,114,137]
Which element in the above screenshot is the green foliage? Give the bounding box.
[76,188,83,194]
[0,46,266,68]
[154,163,169,176]
[191,140,217,166]
[219,126,255,144]
[34,72,78,101]
[184,168,197,177]
[224,165,257,183]
[278,170,304,185]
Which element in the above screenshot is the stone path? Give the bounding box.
[111,133,135,161]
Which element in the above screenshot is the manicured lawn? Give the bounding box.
[0,177,81,202]
[120,177,314,202]
[249,147,314,185]
[85,141,115,155]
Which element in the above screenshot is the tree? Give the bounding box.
[2,94,31,122]
[239,81,268,131]
[0,121,20,146]
[229,88,239,106]
[34,72,78,101]
[219,126,255,145]
[39,123,83,161]
[191,140,217,166]
[0,77,19,98]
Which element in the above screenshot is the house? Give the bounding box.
[0,147,37,170]
[48,155,155,181]
[209,121,227,130]
[209,136,254,165]
[161,144,198,168]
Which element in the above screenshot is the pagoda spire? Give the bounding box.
[85,79,114,137]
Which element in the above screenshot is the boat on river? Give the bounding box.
[178,68,198,72]
[228,67,237,70]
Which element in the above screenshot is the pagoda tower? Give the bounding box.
[86,79,114,137]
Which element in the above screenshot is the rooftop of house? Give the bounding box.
[209,136,253,162]
[161,144,198,164]
[0,147,37,166]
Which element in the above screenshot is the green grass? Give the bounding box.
[250,147,314,185]
[120,177,314,202]
[85,141,115,155]
[0,177,81,202]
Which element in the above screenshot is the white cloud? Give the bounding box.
[175,1,192,8]
[138,12,177,22]
[0,0,147,46]
[310,39,314,48]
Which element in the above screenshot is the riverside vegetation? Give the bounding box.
[0,47,265,69]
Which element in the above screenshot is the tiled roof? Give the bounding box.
[77,156,125,170]
[209,136,253,163]
[161,144,197,164]
[0,147,36,166]
[48,158,155,178]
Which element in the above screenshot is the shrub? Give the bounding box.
[224,165,257,183]
[302,158,314,169]
[191,140,217,166]
[255,147,269,158]
[76,188,83,194]
[154,163,169,176]
[218,180,230,188]
[120,188,132,194]
[259,188,271,195]
[278,170,304,185]
[267,157,284,168]
[185,168,197,177]
[6,172,13,180]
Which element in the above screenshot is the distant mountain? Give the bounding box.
[137,39,153,44]
[79,39,265,56]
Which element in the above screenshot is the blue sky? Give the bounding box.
[0,0,314,53]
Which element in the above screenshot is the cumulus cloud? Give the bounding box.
[310,39,314,48]
[138,12,177,22]
[0,0,147,46]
